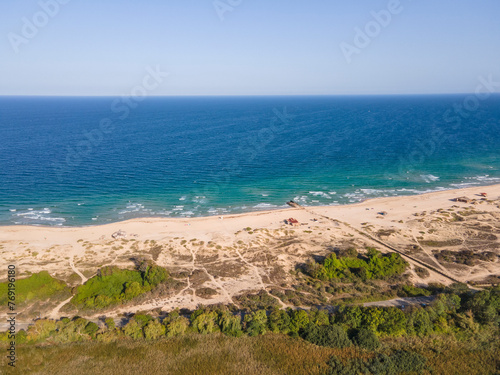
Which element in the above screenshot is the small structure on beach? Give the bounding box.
[112,230,127,239]
[479,192,487,197]
[452,196,471,203]
[286,200,301,208]
[287,218,300,226]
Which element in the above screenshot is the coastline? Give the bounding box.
[0,183,499,315]
[1,183,499,233]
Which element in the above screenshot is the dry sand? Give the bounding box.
[1,184,499,318]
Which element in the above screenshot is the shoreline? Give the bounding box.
[1,183,499,316]
[1,183,499,231]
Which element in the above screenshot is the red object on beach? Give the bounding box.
[480,192,487,197]
[288,218,300,226]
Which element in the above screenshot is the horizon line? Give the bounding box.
[1,92,498,98]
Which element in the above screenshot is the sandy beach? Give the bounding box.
[1,184,498,249]
[1,184,499,317]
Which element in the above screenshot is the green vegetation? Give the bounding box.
[307,248,408,281]
[71,265,168,309]
[2,287,500,374]
[301,324,352,348]
[326,350,428,374]
[0,271,69,306]
[399,285,432,297]
[3,287,499,344]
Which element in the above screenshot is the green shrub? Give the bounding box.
[84,322,100,336]
[123,319,144,340]
[310,248,407,281]
[164,315,190,337]
[245,310,268,336]
[268,309,292,334]
[0,271,68,305]
[352,328,380,350]
[71,265,168,309]
[144,320,165,340]
[327,350,427,374]
[400,284,431,297]
[302,324,352,348]
[191,310,220,334]
[218,311,243,337]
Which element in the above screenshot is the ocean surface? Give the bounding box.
[1,95,499,227]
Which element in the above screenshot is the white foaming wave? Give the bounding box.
[466,175,500,182]
[13,208,66,224]
[9,209,16,212]
[293,195,309,204]
[155,210,172,215]
[192,196,207,204]
[420,174,440,183]
[448,175,500,189]
[396,186,448,194]
[180,211,194,217]
[253,203,278,209]
[119,203,149,215]
[343,192,366,203]
[359,188,396,195]
[172,205,184,211]
[449,182,480,188]
[179,196,187,201]
[308,191,332,199]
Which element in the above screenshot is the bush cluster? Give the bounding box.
[3,287,498,347]
[0,271,69,306]
[308,248,407,281]
[71,265,168,309]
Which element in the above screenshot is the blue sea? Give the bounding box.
[1,95,499,226]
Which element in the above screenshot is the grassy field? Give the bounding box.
[1,333,498,375]
[0,271,69,307]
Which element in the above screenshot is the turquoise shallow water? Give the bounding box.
[0,95,499,226]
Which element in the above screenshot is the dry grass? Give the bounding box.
[2,333,498,375]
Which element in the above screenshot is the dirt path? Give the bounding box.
[70,256,87,283]
[363,295,435,308]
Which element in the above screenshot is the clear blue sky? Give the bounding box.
[1,0,499,95]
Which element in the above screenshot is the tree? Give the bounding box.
[378,307,407,336]
[164,316,190,337]
[218,311,243,337]
[409,308,433,336]
[353,328,380,350]
[289,309,310,333]
[84,322,100,337]
[124,281,143,300]
[123,319,144,339]
[145,265,168,287]
[302,324,352,348]
[144,320,166,340]
[245,310,268,336]
[336,306,363,329]
[26,319,56,342]
[268,309,291,334]
[310,309,330,326]
[191,311,220,334]
[105,318,116,330]
[361,307,384,332]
